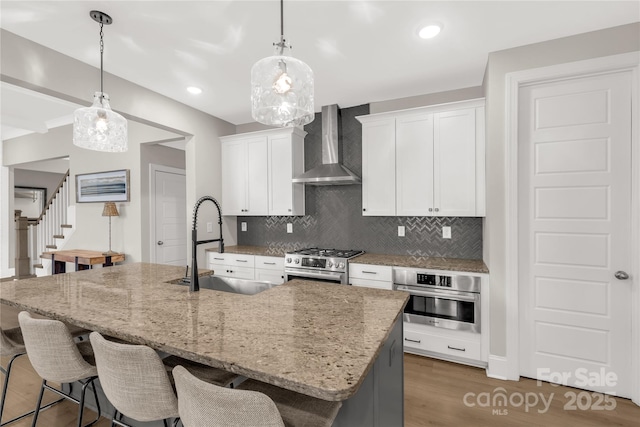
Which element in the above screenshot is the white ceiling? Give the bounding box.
[1,1,638,127]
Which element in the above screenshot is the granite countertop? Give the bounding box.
[0,263,407,401]
[351,253,489,274]
[211,246,489,274]
[205,245,287,257]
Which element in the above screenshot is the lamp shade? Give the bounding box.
[251,46,314,127]
[74,92,128,152]
[102,202,119,217]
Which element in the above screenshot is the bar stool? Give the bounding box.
[18,312,101,427]
[173,365,342,427]
[89,332,239,427]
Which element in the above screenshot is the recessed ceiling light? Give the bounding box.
[187,86,202,95]
[418,24,442,40]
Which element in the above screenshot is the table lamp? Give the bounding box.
[102,202,119,255]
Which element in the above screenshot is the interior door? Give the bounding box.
[518,71,633,397]
[154,169,187,266]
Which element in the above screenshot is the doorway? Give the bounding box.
[150,165,187,266]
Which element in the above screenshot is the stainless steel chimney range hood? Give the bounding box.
[292,104,361,186]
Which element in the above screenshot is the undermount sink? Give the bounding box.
[174,275,277,295]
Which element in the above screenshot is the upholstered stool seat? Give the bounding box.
[18,311,101,427]
[173,365,342,427]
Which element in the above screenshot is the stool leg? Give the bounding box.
[30,380,47,427]
[0,354,21,423]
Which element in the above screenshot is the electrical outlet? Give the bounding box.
[206,222,213,233]
[241,222,247,232]
[287,223,293,233]
[398,226,405,237]
[442,226,451,239]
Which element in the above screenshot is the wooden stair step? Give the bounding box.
[61,224,72,229]
[45,245,57,249]
[53,235,65,239]
[33,264,43,269]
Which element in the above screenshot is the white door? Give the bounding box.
[518,71,633,397]
[154,169,187,266]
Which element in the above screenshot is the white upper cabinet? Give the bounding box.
[360,118,396,216]
[221,135,268,216]
[221,127,305,216]
[357,99,485,217]
[268,129,306,216]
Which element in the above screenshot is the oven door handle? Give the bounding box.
[286,269,344,281]
[394,285,478,302]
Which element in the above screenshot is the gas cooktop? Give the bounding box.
[287,248,364,259]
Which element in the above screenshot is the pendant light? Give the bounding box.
[73,10,128,152]
[251,0,314,127]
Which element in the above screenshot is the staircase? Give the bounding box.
[28,171,75,276]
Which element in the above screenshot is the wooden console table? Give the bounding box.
[41,250,125,275]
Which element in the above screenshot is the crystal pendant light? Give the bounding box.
[73,11,128,152]
[251,0,314,127]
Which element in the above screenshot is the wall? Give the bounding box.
[484,22,640,358]
[14,169,65,201]
[1,30,236,270]
[238,104,484,259]
[370,86,484,114]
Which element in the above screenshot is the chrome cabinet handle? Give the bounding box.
[615,271,629,280]
[363,208,367,212]
[157,241,164,245]
[404,338,421,344]
[264,262,276,265]
[448,345,465,352]
[362,271,378,275]
[236,259,248,263]
[213,257,224,260]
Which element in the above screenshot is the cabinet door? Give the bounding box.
[246,137,269,215]
[396,113,433,216]
[268,134,304,216]
[221,140,248,215]
[255,269,285,284]
[362,118,396,216]
[433,108,477,217]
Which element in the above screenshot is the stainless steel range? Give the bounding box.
[284,248,364,284]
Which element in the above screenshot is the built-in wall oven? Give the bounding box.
[284,248,364,284]
[393,269,481,333]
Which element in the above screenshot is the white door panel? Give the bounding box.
[154,170,187,266]
[519,71,632,397]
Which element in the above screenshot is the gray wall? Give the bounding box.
[13,169,66,203]
[238,104,483,259]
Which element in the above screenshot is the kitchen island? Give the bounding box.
[0,263,408,426]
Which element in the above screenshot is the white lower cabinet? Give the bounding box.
[403,323,482,363]
[207,252,284,284]
[349,263,393,290]
[254,255,285,284]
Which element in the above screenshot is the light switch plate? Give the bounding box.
[241,222,247,232]
[442,226,451,239]
[287,223,293,233]
[398,226,405,237]
[206,222,213,233]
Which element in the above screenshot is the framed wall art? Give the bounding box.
[76,169,130,203]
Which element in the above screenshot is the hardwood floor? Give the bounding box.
[2,351,638,426]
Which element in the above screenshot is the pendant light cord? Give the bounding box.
[99,21,104,105]
[277,0,285,55]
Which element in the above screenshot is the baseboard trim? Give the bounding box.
[486,355,515,381]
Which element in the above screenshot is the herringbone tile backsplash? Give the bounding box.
[237,104,483,260]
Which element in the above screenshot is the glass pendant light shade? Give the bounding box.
[73,92,128,152]
[251,45,314,127]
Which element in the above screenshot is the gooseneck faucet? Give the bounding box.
[191,196,224,292]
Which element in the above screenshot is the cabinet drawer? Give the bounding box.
[216,266,254,280]
[255,268,285,284]
[208,252,255,268]
[255,256,284,270]
[403,326,481,361]
[351,278,392,290]
[350,263,392,282]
